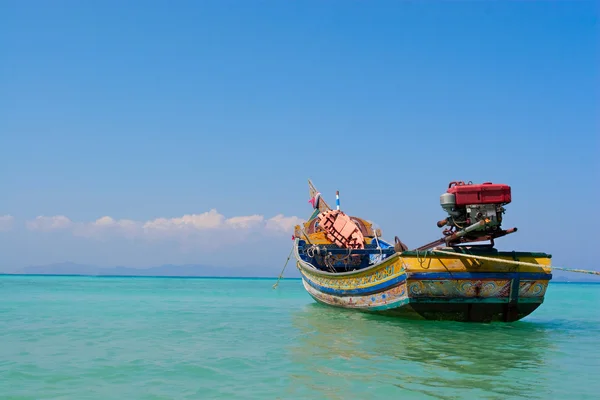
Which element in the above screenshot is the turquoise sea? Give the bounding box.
[1,276,598,399]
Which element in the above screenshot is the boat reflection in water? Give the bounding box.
[284,303,552,399]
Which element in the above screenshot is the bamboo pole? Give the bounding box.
[431,249,600,276]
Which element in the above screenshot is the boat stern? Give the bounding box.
[401,249,552,322]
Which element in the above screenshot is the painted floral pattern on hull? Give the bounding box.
[407,279,549,299]
[300,263,402,291]
[519,280,548,297]
[408,280,512,298]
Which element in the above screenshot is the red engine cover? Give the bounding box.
[447,182,511,206]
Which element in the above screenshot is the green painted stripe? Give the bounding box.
[408,297,544,304]
[517,297,545,303]
[410,297,509,304]
[401,249,552,258]
[367,298,411,311]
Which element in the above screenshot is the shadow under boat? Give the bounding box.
[285,303,554,398]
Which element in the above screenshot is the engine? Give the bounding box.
[437,181,512,240]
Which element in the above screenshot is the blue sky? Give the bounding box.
[1,1,598,277]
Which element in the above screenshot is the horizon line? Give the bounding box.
[0,273,598,284]
[0,273,302,280]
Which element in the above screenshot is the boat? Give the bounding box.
[292,180,553,322]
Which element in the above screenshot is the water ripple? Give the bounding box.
[0,276,598,399]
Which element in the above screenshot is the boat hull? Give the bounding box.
[297,246,552,322]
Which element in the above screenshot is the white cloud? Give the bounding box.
[225,215,264,229]
[143,209,225,234]
[25,210,304,242]
[26,215,73,232]
[265,214,304,233]
[73,216,142,239]
[0,215,15,232]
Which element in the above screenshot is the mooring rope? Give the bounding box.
[431,249,600,276]
[273,245,295,289]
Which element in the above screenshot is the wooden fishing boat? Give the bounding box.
[293,180,553,322]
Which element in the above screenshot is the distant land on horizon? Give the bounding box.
[1,262,301,279]
[1,262,599,283]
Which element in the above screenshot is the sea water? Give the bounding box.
[0,276,598,399]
